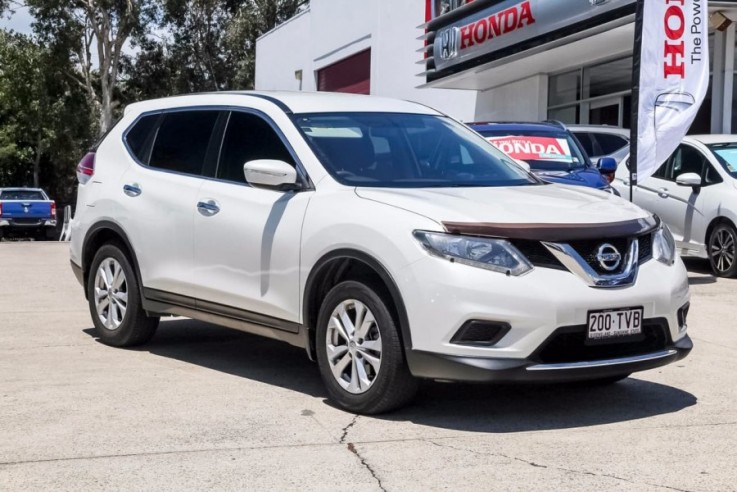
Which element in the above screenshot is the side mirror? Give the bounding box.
[244,160,299,191]
[597,157,618,174]
[676,172,702,193]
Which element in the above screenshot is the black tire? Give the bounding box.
[87,243,159,347]
[708,222,737,278]
[316,280,418,414]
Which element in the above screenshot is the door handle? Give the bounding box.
[123,183,142,197]
[197,200,220,217]
[658,187,670,198]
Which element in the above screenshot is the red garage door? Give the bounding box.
[317,49,371,95]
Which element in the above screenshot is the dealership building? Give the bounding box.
[256,0,737,134]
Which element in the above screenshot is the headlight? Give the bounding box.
[653,223,676,265]
[413,231,533,276]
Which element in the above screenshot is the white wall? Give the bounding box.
[255,10,314,92]
[255,0,478,122]
[372,0,477,121]
[474,75,549,122]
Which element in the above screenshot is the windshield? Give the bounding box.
[708,143,737,178]
[478,130,589,172]
[0,190,45,200]
[293,113,538,188]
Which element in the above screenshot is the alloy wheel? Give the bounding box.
[325,299,382,394]
[711,228,736,274]
[93,258,128,330]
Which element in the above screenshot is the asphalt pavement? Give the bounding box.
[0,242,735,491]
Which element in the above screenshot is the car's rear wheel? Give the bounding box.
[708,223,737,278]
[87,243,159,347]
[316,280,417,414]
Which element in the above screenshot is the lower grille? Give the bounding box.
[533,319,671,364]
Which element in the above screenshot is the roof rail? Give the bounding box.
[542,119,567,129]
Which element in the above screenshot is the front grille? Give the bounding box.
[533,319,671,365]
[638,233,653,262]
[511,240,565,270]
[568,237,630,275]
[512,234,653,273]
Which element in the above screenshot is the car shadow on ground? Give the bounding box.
[84,318,697,433]
[683,257,718,285]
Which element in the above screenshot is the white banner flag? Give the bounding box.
[632,0,709,184]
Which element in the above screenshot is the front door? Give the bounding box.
[193,111,312,323]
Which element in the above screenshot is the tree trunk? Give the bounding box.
[32,138,42,188]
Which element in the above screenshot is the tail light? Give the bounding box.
[50,201,56,219]
[76,152,96,184]
[0,202,3,217]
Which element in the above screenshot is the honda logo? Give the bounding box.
[439,27,460,60]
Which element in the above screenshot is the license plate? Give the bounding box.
[587,307,643,341]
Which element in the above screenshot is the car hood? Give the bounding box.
[355,184,649,226]
[534,167,608,189]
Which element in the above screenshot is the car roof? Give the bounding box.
[687,134,737,145]
[0,187,44,192]
[468,122,569,133]
[124,91,441,117]
[567,125,630,137]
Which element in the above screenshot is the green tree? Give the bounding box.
[25,0,158,134]
[123,0,305,98]
[0,30,93,204]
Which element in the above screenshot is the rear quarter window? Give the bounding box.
[125,114,160,163]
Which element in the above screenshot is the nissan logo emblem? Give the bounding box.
[596,243,622,272]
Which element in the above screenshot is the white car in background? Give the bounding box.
[612,135,737,277]
[569,125,630,163]
[69,92,692,414]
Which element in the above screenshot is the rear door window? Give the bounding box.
[149,111,220,176]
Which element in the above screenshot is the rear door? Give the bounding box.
[193,110,312,323]
[119,109,224,298]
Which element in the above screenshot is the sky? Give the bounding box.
[0,5,34,35]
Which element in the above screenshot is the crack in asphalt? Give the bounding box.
[339,415,359,444]
[427,440,694,492]
[346,442,386,492]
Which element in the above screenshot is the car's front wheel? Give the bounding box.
[708,222,737,278]
[87,243,159,347]
[316,280,418,414]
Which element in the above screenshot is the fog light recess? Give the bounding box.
[677,302,690,333]
[450,320,511,347]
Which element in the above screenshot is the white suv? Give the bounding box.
[70,92,692,414]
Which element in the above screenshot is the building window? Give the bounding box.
[547,57,633,128]
[317,49,371,95]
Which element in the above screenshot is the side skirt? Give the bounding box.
[142,288,309,351]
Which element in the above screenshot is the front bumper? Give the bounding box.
[407,334,692,383]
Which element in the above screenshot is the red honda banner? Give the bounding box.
[630,0,709,194]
